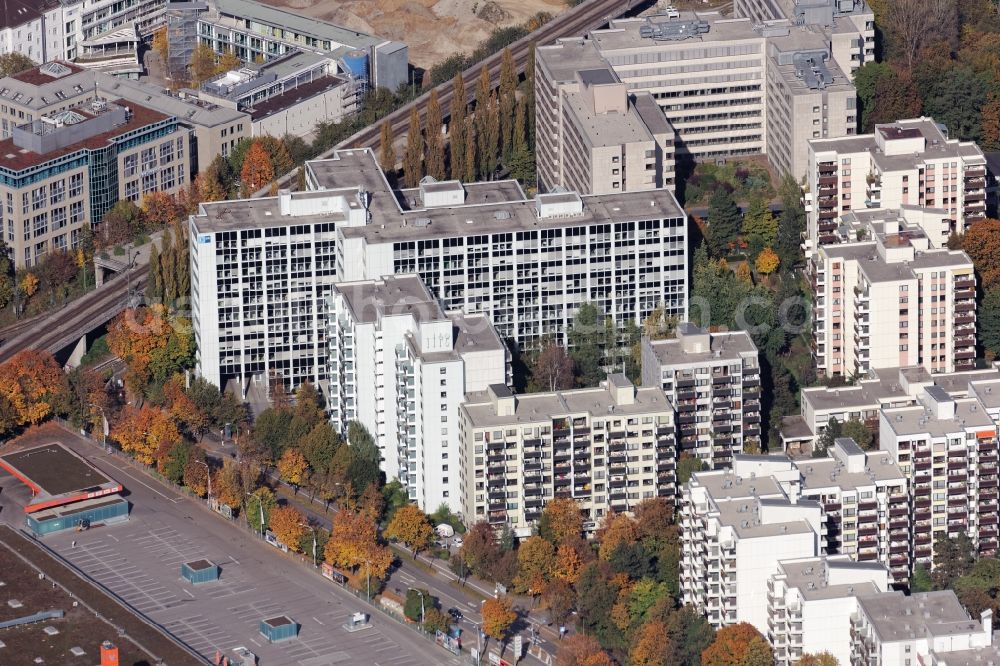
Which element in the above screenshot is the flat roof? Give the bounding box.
[799,452,904,492]
[335,274,442,325]
[197,148,685,237]
[778,557,886,602]
[249,75,347,120]
[0,443,122,513]
[0,100,171,171]
[462,383,672,428]
[859,591,979,643]
[882,398,995,438]
[645,330,757,368]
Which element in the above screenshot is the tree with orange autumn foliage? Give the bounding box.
[963,219,1000,289]
[481,595,517,647]
[539,497,583,545]
[553,542,584,584]
[982,96,1000,152]
[182,453,209,497]
[211,459,244,507]
[596,511,639,561]
[140,191,181,229]
[163,375,209,439]
[106,305,194,392]
[755,247,780,275]
[324,509,392,585]
[384,503,434,559]
[515,535,555,597]
[630,620,672,666]
[0,349,69,432]
[111,405,182,466]
[702,623,774,666]
[240,142,274,196]
[794,653,838,666]
[557,634,615,666]
[277,447,308,487]
[269,505,307,552]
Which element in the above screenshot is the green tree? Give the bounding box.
[0,53,35,78]
[424,89,446,181]
[814,416,842,458]
[346,421,382,493]
[854,62,893,132]
[706,188,741,258]
[910,562,934,593]
[404,588,434,623]
[981,288,1000,361]
[146,243,162,302]
[568,303,606,387]
[450,73,468,181]
[842,417,874,450]
[933,532,976,589]
[665,605,716,666]
[741,196,778,247]
[576,562,621,650]
[402,107,424,188]
[479,93,500,179]
[463,117,477,182]
[524,43,536,150]
[921,64,990,141]
[189,43,218,87]
[246,487,277,534]
[677,453,704,485]
[378,121,396,174]
[775,175,806,272]
[253,407,293,461]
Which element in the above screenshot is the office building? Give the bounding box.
[460,375,675,536]
[810,211,977,379]
[535,39,675,195]
[571,6,866,182]
[192,148,688,394]
[880,387,1000,562]
[327,274,508,512]
[851,591,999,666]
[641,324,761,469]
[196,0,408,92]
[0,61,247,175]
[680,466,822,633]
[806,117,989,256]
[766,556,890,666]
[0,77,190,267]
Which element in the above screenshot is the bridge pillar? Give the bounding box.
[65,334,88,370]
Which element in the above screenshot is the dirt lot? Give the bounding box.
[0,525,202,666]
[259,0,567,69]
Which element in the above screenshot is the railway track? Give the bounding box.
[334,0,633,153]
[0,266,147,364]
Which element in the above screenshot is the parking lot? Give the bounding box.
[3,426,463,666]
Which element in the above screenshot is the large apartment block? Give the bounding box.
[459,376,675,536]
[767,556,889,666]
[0,70,190,268]
[641,324,761,469]
[851,592,999,666]
[680,467,822,632]
[557,3,867,182]
[726,439,909,586]
[327,274,508,512]
[192,148,688,394]
[880,387,1000,562]
[811,210,977,378]
[535,39,675,195]
[806,117,988,256]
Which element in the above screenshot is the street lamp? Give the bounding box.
[299,522,317,567]
[364,558,371,602]
[415,589,425,627]
[193,459,212,502]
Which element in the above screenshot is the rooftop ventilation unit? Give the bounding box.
[639,18,710,41]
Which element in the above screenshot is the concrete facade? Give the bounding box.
[459,376,675,536]
[327,274,509,512]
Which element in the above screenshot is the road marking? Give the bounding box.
[183,589,195,599]
[398,572,416,584]
[313,616,324,625]
[98,459,177,501]
[106,535,119,542]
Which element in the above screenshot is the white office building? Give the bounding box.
[327,274,508,511]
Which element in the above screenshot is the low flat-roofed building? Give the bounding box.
[460,375,674,536]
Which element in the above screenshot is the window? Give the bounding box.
[69,200,83,225]
[49,179,65,205]
[32,212,48,237]
[123,153,137,177]
[69,172,83,198]
[52,206,66,230]
[159,141,174,165]
[125,180,139,201]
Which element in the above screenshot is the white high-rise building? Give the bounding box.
[327,274,508,511]
[766,556,890,666]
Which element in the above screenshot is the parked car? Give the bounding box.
[447,607,463,622]
[452,537,463,548]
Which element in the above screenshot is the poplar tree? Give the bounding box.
[403,107,424,188]
[160,228,177,304]
[173,220,190,304]
[499,49,517,164]
[146,243,162,302]
[424,89,446,181]
[378,120,396,174]
[479,93,500,179]
[463,117,477,183]
[450,74,467,181]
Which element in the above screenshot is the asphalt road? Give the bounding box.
[19,428,464,666]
